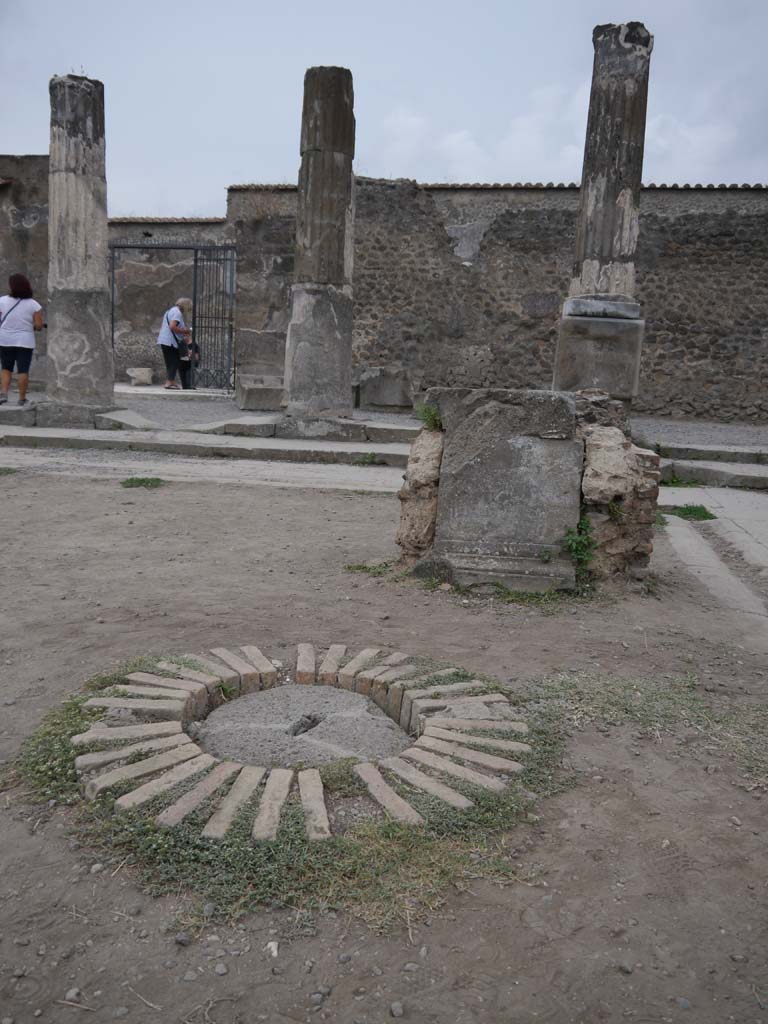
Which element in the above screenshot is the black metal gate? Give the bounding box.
[110,242,236,390]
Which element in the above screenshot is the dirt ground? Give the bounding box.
[1,471,766,1024]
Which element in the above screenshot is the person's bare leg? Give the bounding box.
[18,373,29,401]
[1,369,10,397]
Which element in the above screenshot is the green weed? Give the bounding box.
[415,404,442,432]
[120,477,165,489]
[661,504,716,522]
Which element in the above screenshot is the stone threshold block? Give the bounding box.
[353,762,424,825]
[402,747,507,793]
[252,769,294,840]
[295,644,316,684]
[415,735,523,773]
[115,754,216,811]
[84,696,186,722]
[202,765,266,839]
[298,768,331,840]
[424,725,532,754]
[317,644,347,684]
[380,756,473,810]
[240,646,278,687]
[553,315,644,400]
[75,733,190,773]
[156,761,242,828]
[71,721,183,746]
[85,742,202,799]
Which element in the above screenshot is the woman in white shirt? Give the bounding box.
[157,297,193,390]
[0,274,43,407]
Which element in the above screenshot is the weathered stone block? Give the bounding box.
[36,400,112,428]
[425,387,576,438]
[396,485,439,557]
[404,429,444,488]
[283,284,353,417]
[275,415,365,441]
[126,367,152,386]
[425,390,583,591]
[553,315,644,400]
[235,374,285,411]
[358,366,414,410]
[563,296,640,319]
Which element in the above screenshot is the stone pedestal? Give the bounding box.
[554,315,643,400]
[284,67,355,419]
[46,75,114,411]
[415,389,583,592]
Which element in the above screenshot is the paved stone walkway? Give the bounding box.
[70,643,531,842]
[633,416,768,449]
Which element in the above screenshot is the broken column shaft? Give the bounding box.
[283,66,355,418]
[47,74,113,410]
[553,23,653,399]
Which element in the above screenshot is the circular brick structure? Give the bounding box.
[71,641,534,841]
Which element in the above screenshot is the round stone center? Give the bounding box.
[194,684,411,768]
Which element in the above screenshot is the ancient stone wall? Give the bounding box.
[2,153,767,414]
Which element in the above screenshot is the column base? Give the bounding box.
[46,289,114,407]
[284,283,353,418]
[553,315,644,400]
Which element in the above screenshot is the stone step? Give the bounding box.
[655,443,768,465]
[0,426,410,468]
[661,458,768,490]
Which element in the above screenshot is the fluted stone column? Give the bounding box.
[283,66,355,418]
[46,75,113,417]
[553,23,653,400]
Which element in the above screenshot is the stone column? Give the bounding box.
[283,66,355,418]
[46,74,113,416]
[553,23,653,400]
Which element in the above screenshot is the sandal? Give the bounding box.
[163,383,181,390]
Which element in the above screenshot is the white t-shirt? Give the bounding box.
[0,296,42,349]
[157,306,186,348]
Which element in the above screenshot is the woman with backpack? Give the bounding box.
[0,273,43,407]
[157,296,196,390]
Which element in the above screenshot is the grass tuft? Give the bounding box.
[120,476,165,489]
[0,467,18,476]
[415,404,442,432]
[661,503,716,522]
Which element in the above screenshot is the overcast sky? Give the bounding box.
[2,0,766,216]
